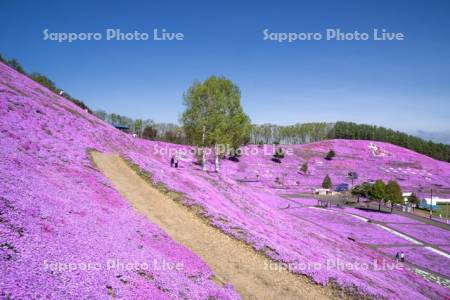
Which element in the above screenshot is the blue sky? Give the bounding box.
[1,0,449,134]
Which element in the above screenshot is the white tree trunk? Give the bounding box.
[202,148,207,171]
[214,144,220,172]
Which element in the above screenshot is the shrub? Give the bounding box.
[271,157,282,163]
[29,73,57,92]
[300,162,308,174]
[7,59,25,74]
[325,149,336,160]
[273,147,285,159]
[69,98,93,113]
[228,156,239,162]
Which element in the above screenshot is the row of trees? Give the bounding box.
[250,121,449,162]
[321,175,408,212]
[250,122,333,144]
[352,180,406,212]
[0,54,92,113]
[331,122,450,162]
[93,110,188,144]
[4,53,446,162]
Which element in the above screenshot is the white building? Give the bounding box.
[314,188,330,195]
[402,192,412,203]
[419,197,450,210]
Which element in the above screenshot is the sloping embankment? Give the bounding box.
[91,151,337,300]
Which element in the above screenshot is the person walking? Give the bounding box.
[174,151,179,168]
[170,155,175,167]
[400,251,405,262]
[395,252,400,262]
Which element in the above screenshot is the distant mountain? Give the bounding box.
[413,130,450,145]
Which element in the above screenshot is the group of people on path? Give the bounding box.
[395,251,406,262]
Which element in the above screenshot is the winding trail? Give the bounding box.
[91,152,337,300]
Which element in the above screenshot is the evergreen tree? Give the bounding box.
[325,149,336,160]
[322,175,332,189]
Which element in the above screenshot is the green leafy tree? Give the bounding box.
[142,126,157,140]
[325,149,336,160]
[94,110,108,121]
[133,119,144,137]
[7,59,25,74]
[408,193,420,209]
[181,76,251,171]
[385,180,403,212]
[351,183,371,203]
[322,174,332,189]
[370,180,386,211]
[29,73,57,92]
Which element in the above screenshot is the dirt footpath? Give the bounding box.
[91,152,336,300]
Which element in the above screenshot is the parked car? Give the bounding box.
[335,183,349,192]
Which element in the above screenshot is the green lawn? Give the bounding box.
[417,204,450,219]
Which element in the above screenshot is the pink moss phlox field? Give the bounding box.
[285,206,416,245]
[387,223,450,245]
[338,207,424,224]
[1,62,449,299]
[0,63,239,299]
[378,246,450,278]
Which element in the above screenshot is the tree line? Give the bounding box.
[250,123,333,144]
[0,54,92,113]
[351,179,413,212]
[93,110,188,144]
[250,121,449,162]
[331,122,450,162]
[2,54,447,162]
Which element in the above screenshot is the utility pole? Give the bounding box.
[429,187,433,219]
[447,202,449,224]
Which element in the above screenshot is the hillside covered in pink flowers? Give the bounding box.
[1,61,449,299]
